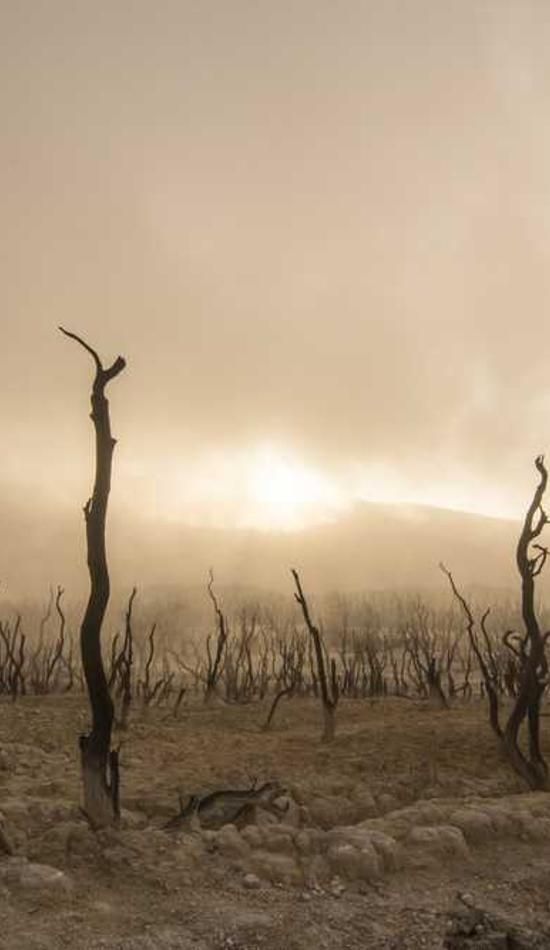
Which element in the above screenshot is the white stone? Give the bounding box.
[242,872,262,890]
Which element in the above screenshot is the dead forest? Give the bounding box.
[3,333,550,948]
[4,332,550,808]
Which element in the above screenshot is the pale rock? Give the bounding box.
[215,824,251,861]
[200,829,217,847]
[253,809,279,829]
[288,783,308,806]
[326,842,381,881]
[272,795,301,828]
[405,824,470,868]
[330,876,346,897]
[19,862,73,896]
[354,829,401,872]
[261,827,295,856]
[120,808,148,830]
[380,801,447,839]
[0,858,73,897]
[174,835,205,869]
[251,850,302,885]
[308,795,356,829]
[482,805,517,837]
[448,808,495,844]
[402,801,449,826]
[242,872,262,890]
[240,825,263,850]
[325,823,397,863]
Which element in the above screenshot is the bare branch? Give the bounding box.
[59,326,126,390]
[59,326,102,372]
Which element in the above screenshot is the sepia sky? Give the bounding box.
[3,1,550,532]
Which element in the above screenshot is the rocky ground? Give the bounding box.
[1,694,550,949]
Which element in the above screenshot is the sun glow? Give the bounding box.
[126,444,349,531]
[121,445,518,531]
[241,446,348,530]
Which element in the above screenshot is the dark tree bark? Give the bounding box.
[262,684,295,732]
[60,327,126,827]
[204,569,228,702]
[441,565,502,739]
[291,568,338,742]
[110,587,136,729]
[503,455,550,790]
[442,456,550,791]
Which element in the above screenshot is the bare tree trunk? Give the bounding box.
[204,569,228,702]
[291,569,338,742]
[441,566,503,739]
[503,456,550,790]
[112,587,136,730]
[443,457,550,791]
[262,684,294,732]
[60,327,126,827]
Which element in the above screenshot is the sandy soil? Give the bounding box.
[1,694,550,949]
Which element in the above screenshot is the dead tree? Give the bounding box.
[291,568,338,742]
[204,569,228,702]
[443,456,550,790]
[138,622,171,706]
[110,587,136,729]
[44,586,66,693]
[441,566,502,739]
[60,327,126,827]
[503,455,550,789]
[262,684,295,732]
[0,615,26,700]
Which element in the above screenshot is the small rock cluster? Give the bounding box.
[3,782,550,899]
[182,789,550,888]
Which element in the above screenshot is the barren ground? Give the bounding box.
[1,694,550,949]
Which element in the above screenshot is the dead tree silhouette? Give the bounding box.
[503,455,550,789]
[443,456,550,790]
[291,568,338,742]
[60,327,126,826]
[204,569,228,702]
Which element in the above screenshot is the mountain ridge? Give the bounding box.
[0,496,522,600]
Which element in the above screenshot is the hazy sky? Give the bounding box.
[3,1,550,531]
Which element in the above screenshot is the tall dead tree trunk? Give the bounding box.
[291,568,338,742]
[60,327,126,827]
[442,456,550,791]
[503,455,550,790]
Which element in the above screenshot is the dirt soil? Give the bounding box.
[1,694,550,949]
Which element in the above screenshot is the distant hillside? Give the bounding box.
[0,496,520,602]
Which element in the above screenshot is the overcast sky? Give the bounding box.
[3,1,550,530]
